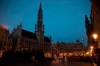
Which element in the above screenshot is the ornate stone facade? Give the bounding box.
[52,41,84,57]
[10,2,52,54]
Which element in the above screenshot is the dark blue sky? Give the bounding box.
[0,0,91,45]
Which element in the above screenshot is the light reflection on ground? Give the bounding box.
[50,58,94,66]
[51,58,61,66]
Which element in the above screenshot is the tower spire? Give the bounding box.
[85,15,90,29]
[38,1,43,18]
[40,0,42,8]
[35,1,44,43]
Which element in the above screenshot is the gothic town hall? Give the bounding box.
[10,2,52,56]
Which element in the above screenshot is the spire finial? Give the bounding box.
[40,0,42,9]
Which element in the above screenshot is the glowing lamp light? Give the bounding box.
[92,34,98,40]
[90,46,93,49]
[90,49,92,52]
[86,52,89,55]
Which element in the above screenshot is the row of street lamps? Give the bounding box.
[86,33,98,56]
[92,33,98,53]
[91,33,98,56]
[91,33,98,62]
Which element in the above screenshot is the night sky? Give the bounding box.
[0,0,91,45]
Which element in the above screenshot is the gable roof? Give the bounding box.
[21,29,51,43]
[21,29,37,39]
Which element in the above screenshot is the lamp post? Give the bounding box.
[92,33,98,62]
[90,46,94,57]
[92,33,98,50]
[92,34,98,41]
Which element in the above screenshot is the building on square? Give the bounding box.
[10,2,52,57]
[52,40,85,57]
[85,0,100,53]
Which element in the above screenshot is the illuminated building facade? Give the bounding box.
[52,41,84,57]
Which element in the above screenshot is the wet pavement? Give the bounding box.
[0,58,95,66]
[50,58,94,66]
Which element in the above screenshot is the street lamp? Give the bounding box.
[90,46,94,57]
[92,33,98,41]
[90,46,93,49]
[92,33,98,48]
[92,33,98,62]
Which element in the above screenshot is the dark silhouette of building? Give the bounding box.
[91,0,100,49]
[0,25,12,52]
[85,0,100,49]
[10,2,52,56]
[85,0,100,64]
[85,15,93,48]
[35,2,44,43]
